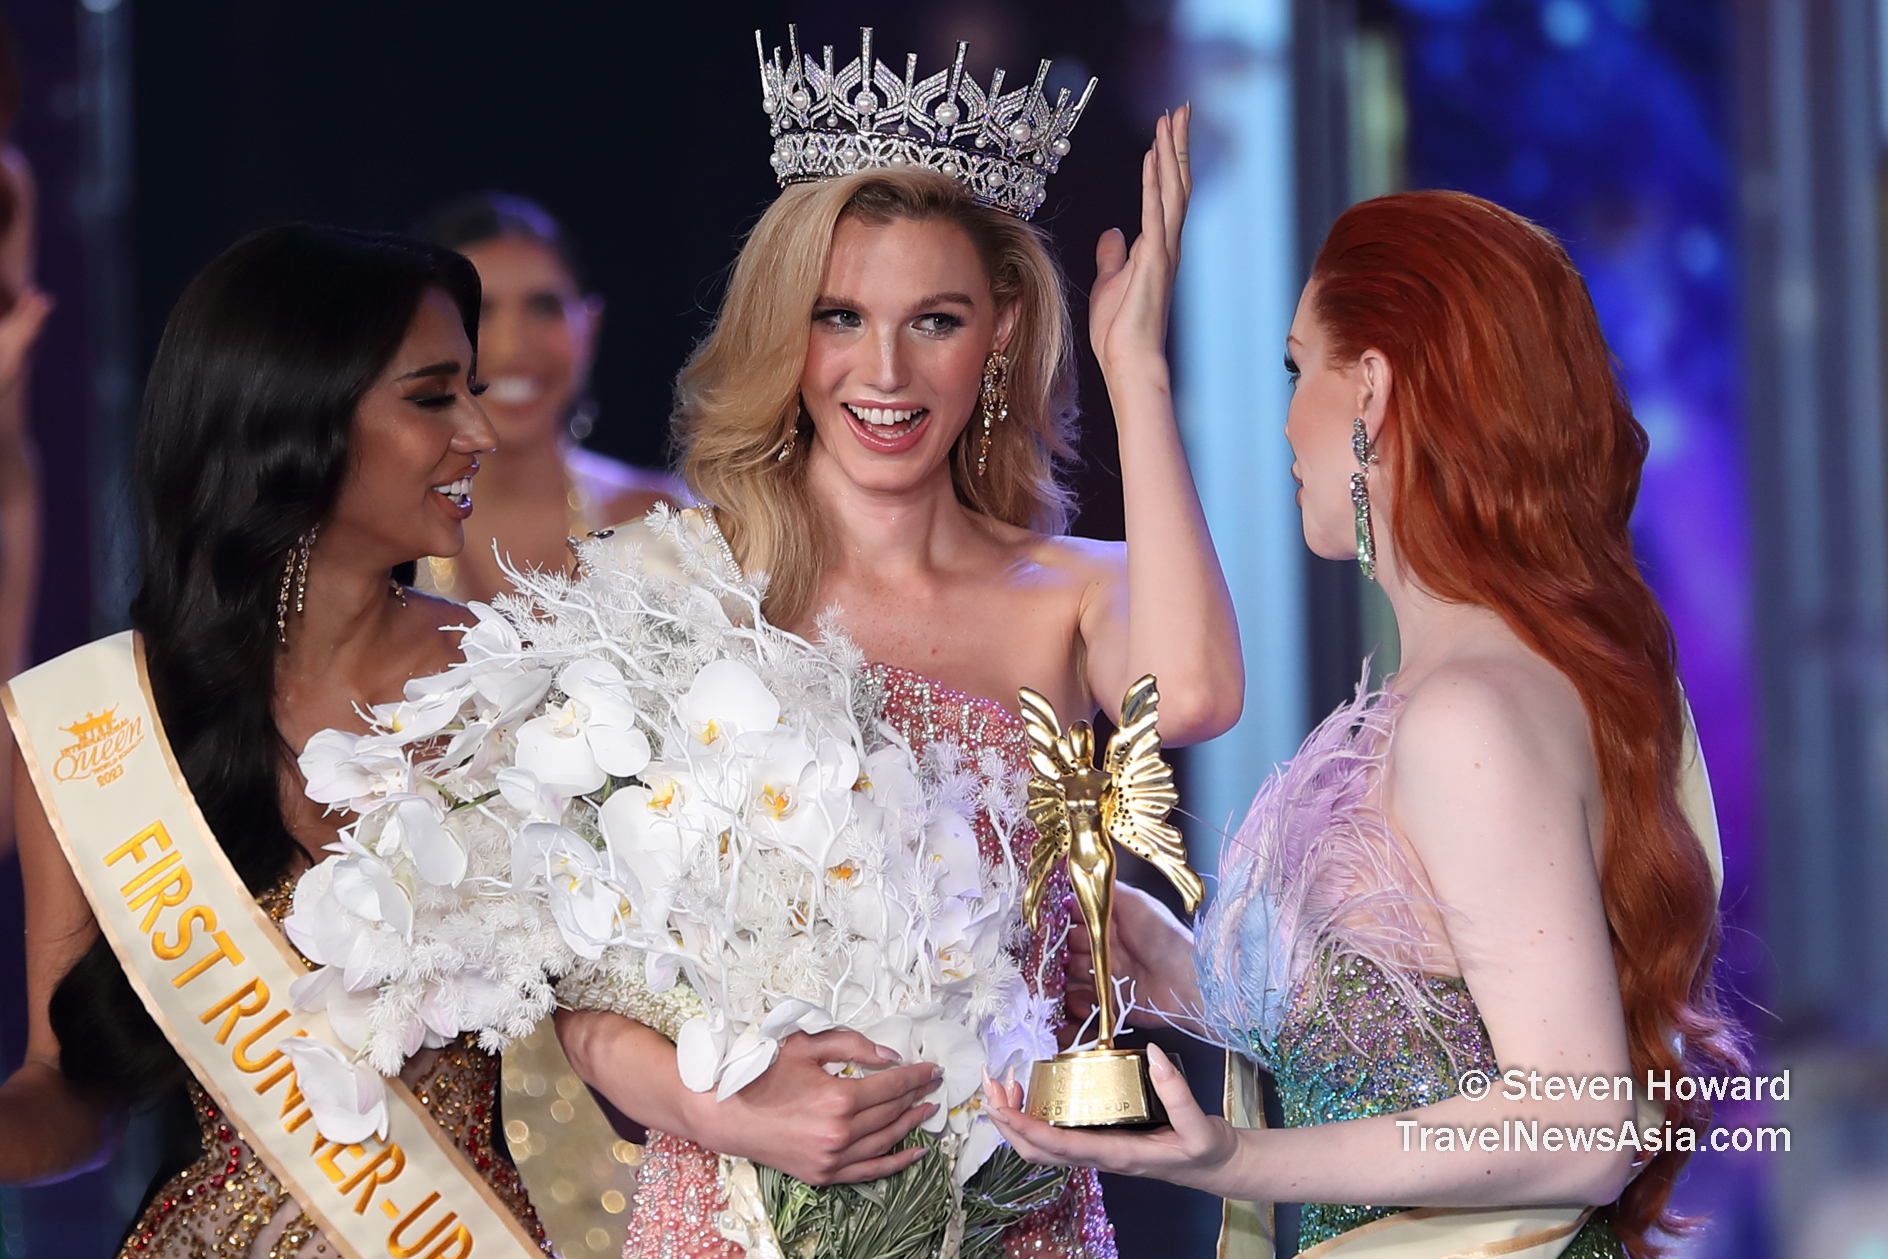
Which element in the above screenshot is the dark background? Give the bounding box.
[128,0,1175,537]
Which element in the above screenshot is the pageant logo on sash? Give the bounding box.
[54,707,143,787]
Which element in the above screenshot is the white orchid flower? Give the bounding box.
[328,852,414,941]
[514,659,651,795]
[924,809,984,902]
[298,730,413,812]
[455,604,554,723]
[277,1037,389,1145]
[863,1012,985,1135]
[512,822,624,960]
[674,1015,728,1093]
[679,659,779,748]
[282,855,410,987]
[287,965,381,1051]
[597,764,703,926]
[495,766,568,824]
[860,744,924,813]
[358,794,466,888]
[434,720,493,772]
[739,729,860,870]
[673,1000,833,1099]
[367,677,472,746]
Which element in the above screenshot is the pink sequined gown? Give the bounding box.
[622,663,1116,1259]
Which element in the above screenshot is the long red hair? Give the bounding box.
[1310,191,1743,1255]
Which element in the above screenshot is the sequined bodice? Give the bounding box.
[624,665,1115,1259]
[119,877,547,1258]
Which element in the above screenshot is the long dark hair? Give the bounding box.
[50,225,480,1104]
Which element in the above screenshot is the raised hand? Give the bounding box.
[1089,106,1192,377]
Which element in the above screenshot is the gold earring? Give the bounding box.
[275,524,318,645]
[777,406,804,463]
[977,349,1009,476]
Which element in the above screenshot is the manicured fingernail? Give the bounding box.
[1149,1047,1173,1079]
[930,1066,945,1083]
[877,1046,903,1064]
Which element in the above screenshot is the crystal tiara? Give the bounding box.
[755,27,1097,220]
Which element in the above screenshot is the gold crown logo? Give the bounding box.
[54,706,142,786]
[61,708,120,744]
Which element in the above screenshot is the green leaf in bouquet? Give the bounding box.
[755,1132,1068,1259]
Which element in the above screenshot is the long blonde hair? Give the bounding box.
[674,168,1078,625]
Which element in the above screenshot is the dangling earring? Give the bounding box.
[275,524,318,645]
[776,406,803,463]
[976,349,1009,476]
[1350,417,1378,582]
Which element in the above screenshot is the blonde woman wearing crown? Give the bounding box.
[552,38,1241,1259]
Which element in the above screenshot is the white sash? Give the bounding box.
[3,633,540,1259]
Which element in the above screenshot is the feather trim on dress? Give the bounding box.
[1194,663,1459,1066]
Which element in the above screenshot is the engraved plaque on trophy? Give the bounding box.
[1019,675,1204,1128]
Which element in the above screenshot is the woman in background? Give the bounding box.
[415,192,681,601]
[988,191,1743,1259]
[0,8,56,863]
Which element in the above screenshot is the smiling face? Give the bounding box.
[325,288,497,566]
[460,235,599,451]
[1284,281,1392,562]
[799,215,1015,494]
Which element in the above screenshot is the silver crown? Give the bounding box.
[756,27,1097,220]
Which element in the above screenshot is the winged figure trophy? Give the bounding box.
[1019,674,1203,1051]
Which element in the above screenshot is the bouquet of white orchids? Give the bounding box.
[283,509,1067,1259]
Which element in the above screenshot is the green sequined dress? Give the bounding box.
[1267,953,1622,1256]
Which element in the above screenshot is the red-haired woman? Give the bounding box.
[987,191,1742,1259]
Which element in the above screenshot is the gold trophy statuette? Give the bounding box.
[1019,674,1204,1128]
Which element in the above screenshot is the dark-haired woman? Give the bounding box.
[412,192,681,602]
[987,192,1742,1259]
[0,225,547,1253]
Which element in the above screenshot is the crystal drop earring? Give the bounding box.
[276,524,318,645]
[977,349,1010,475]
[1351,417,1378,582]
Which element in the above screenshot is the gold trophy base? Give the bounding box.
[1024,1047,1169,1129]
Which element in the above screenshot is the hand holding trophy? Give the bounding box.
[1020,674,1204,1127]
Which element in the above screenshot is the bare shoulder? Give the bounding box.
[1384,649,1598,864]
[1392,651,1587,766]
[1015,531,1126,586]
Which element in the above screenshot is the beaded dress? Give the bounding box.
[620,664,1116,1259]
[1193,682,1623,1259]
[117,878,549,1259]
